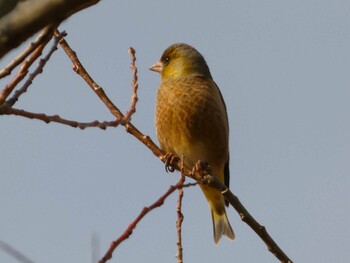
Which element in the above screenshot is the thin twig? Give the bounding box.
[193,161,293,263]
[0,42,46,105]
[5,31,66,107]
[0,106,119,130]
[0,25,55,79]
[54,29,125,122]
[123,47,139,122]
[176,156,186,263]
[0,240,35,263]
[99,182,197,263]
[0,28,56,105]
[221,186,293,263]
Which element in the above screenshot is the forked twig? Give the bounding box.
[54,29,125,122]
[99,181,197,263]
[0,25,55,79]
[5,31,66,107]
[0,29,57,105]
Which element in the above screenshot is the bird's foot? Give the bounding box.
[192,161,212,184]
[193,160,210,174]
[163,153,179,173]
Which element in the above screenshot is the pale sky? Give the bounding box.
[1,1,349,262]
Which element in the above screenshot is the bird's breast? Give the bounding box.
[155,76,229,167]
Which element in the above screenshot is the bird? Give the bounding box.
[150,43,235,244]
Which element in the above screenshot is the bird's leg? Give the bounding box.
[163,153,180,173]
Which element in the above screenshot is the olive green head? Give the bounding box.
[150,43,212,80]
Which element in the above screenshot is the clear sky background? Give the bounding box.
[1,1,349,262]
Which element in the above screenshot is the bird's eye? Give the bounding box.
[164,56,170,64]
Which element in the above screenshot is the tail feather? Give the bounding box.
[211,209,235,244]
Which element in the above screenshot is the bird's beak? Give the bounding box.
[149,60,163,73]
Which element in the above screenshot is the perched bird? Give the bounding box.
[150,43,235,243]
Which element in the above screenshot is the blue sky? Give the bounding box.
[1,1,349,262]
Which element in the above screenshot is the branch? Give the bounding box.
[4,31,65,107]
[57,34,293,263]
[0,25,55,79]
[0,106,119,130]
[5,29,66,106]
[176,159,186,263]
[123,47,139,122]
[0,0,100,59]
[222,188,292,262]
[54,29,125,122]
[99,181,196,263]
[0,240,35,263]
[0,31,53,105]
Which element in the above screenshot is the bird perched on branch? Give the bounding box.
[150,43,234,244]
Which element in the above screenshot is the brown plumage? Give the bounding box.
[150,43,234,244]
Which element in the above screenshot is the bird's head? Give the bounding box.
[150,43,212,81]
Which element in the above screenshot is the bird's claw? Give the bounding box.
[163,153,179,173]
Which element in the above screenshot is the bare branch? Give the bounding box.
[0,106,119,130]
[176,157,186,263]
[0,25,55,79]
[188,161,294,263]
[221,187,293,263]
[5,30,65,107]
[99,181,197,263]
[0,0,100,58]
[54,29,125,122]
[0,28,56,104]
[123,47,139,122]
[0,240,35,263]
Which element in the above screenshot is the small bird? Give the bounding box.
[150,43,235,243]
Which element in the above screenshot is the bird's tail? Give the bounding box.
[211,207,235,244]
